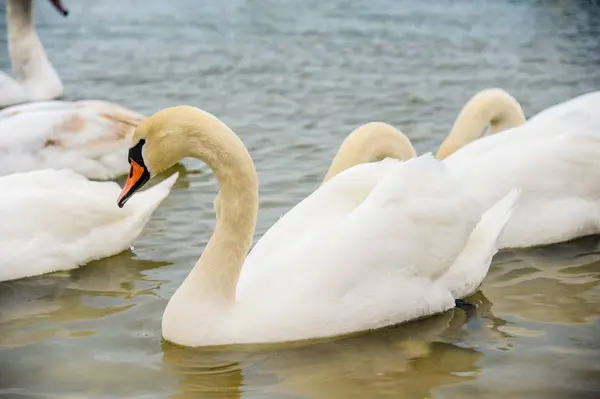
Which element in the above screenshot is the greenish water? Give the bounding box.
[1,0,599,397]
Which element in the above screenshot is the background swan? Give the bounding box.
[323,122,417,182]
[0,100,145,179]
[440,90,600,249]
[118,106,519,347]
[0,169,178,282]
[436,88,526,159]
[0,0,146,179]
[0,0,67,108]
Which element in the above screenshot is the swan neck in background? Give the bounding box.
[6,0,62,97]
[323,122,417,183]
[436,89,525,159]
[180,115,259,304]
[6,0,34,35]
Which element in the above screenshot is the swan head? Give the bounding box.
[118,106,202,207]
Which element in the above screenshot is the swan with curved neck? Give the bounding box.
[436,88,526,159]
[117,105,519,346]
[322,122,417,183]
[442,90,600,248]
[1,0,67,108]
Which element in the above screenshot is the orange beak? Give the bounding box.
[117,159,150,208]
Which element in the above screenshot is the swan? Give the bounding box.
[117,105,520,347]
[1,0,68,107]
[438,90,600,248]
[0,100,146,179]
[0,169,178,282]
[0,0,146,180]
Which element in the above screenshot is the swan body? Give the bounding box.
[1,0,67,108]
[441,90,600,248]
[0,100,145,179]
[0,169,178,282]
[118,106,520,347]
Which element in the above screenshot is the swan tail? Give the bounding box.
[440,188,521,299]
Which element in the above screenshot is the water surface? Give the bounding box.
[1,0,599,397]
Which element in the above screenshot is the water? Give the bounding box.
[1,0,599,397]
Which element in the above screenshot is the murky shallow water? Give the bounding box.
[1,0,599,398]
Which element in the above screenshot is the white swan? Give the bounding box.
[439,90,600,248]
[0,169,178,282]
[117,106,520,347]
[1,0,67,107]
[0,100,145,179]
[0,0,146,180]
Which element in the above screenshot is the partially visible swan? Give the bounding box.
[439,90,600,248]
[0,100,145,179]
[0,169,178,282]
[117,105,520,347]
[436,88,526,159]
[1,0,68,107]
[323,122,417,182]
[0,0,146,179]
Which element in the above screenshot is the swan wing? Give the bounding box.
[239,157,401,283]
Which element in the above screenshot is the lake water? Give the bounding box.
[1,0,599,397]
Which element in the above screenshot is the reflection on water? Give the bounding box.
[1,0,600,397]
[1,238,598,398]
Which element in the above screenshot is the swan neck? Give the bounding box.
[323,122,416,183]
[437,89,525,159]
[6,0,34,35]
[6,0,62,92]
[183,120,259,304]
